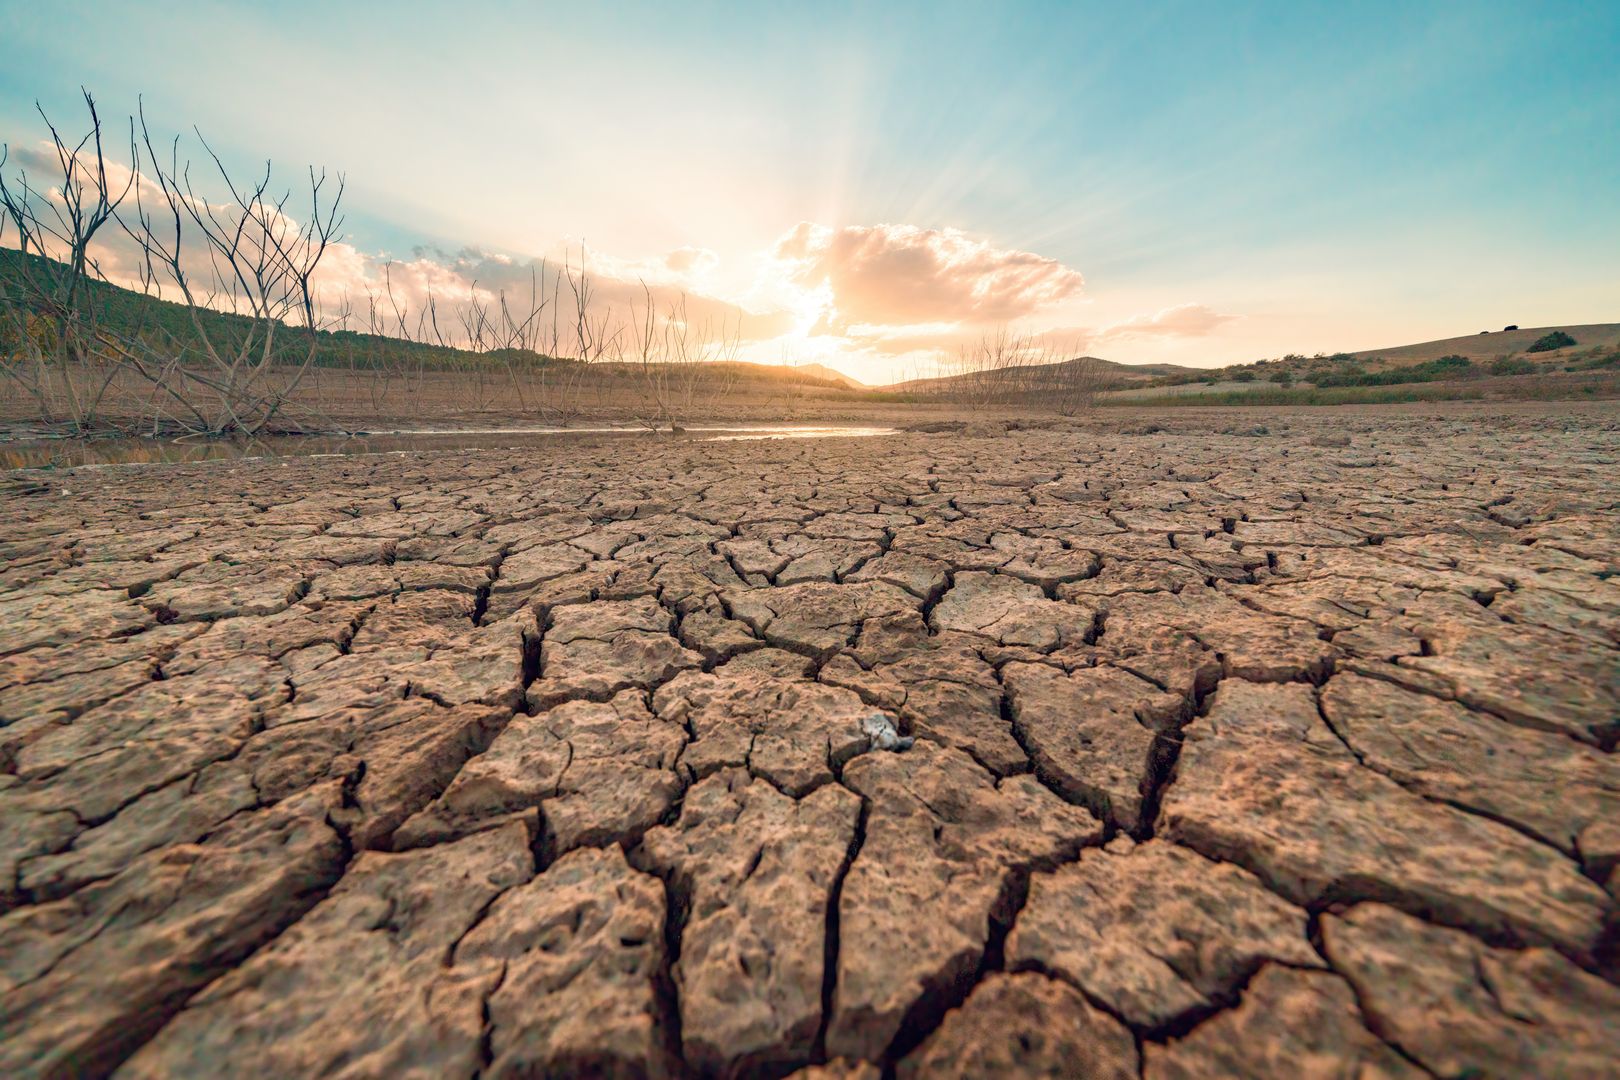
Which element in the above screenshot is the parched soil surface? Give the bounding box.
[2,404,1618,1078]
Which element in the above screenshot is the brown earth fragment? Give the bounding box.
[897,972,1139,1079]
[1007,839,1321,1029]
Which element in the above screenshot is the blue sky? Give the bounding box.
[3,1,1616,380]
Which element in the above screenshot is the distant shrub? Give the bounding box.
[1314,355,1475,388]
[1489,356,1535,376]
[1314,364,1367,386]
[1503,324,1519,331]
[1102,384,1491,407]
[1233,371,1256,382]
[1567,349,1620,371]
[1269,369,1293,385]
[1328,352,1355,363]
[1526,331,1575,352]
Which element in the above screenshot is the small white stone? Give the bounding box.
[860,713,914,752]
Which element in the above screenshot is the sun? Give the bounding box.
[773,279,837,358]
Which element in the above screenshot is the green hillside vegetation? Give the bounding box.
[0,248,851,391]
[1339,323,1618,364]
[1103,384,1492,407]
[1527,330,1576,352]
[1132,322,1619,396]
[0,247,517,372]
[1565,350,1620,371]
[1312,354,1476,388]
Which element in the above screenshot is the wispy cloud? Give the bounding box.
[1099,302,1236,339]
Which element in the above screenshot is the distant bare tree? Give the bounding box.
[619,284,741,431]
[944,328,1097,415]
[0,91,136,431]
[773,348,805,417]
[1029,352,1102,415]
[553,249,615,424]
[661,292,740,425]
[949,328,1034,412]
[118,101,345,434]
[488,264,553,412]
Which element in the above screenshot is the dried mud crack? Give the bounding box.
[1,404,1618,1078]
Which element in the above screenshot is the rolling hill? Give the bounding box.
[792,362,868,389]
[1091,358,1206,379]
[1344,323,1620,366]
[881,355,1201,394]
[0,248,859,393]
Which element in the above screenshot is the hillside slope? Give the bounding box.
[882,355,1203,392]
[0,248,856,391]
[792,362,867,389]
[1348,324,1620,364]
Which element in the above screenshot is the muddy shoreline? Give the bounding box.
[7,397,1617,470]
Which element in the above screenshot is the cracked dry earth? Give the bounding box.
[2,407,1619,1079]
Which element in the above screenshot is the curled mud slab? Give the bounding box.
[2,405,1618,1077]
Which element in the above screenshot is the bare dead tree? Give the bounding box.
[374,262,431,402]
[617,284,742,431]
[0,91,136,431]
[622,280,662,429]
[1039,352,1102,415]
[118,101,345,434]
[774,347,805,417]
[948,329,1022,412]
[945,329,1097,415]
[487,265,552,413]
[664,293,740,425]
[704,355,743,415]
[549,248,615,425]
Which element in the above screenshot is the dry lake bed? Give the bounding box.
[2,403,1618,1077]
